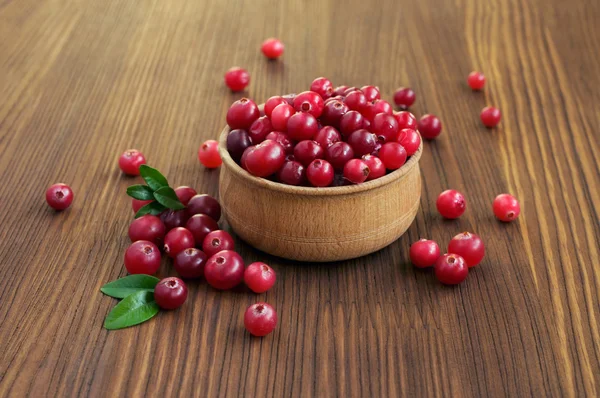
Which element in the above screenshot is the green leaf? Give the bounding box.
[126,184,155,200]
[153,186,185,210]
[139,165,168,191]
[104,291,160,330]
[100,274,160,299]
[135,201,166,218]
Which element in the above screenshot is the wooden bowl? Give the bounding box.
[217,124,423,262]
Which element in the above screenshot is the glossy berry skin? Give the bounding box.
[326,142,354,171]
[393,111,418,130]
[344,90,367,111]
[378,142,407,170]
[410,239,440,268]
[448,232,485,267]
[287,112,319,141]
[128,215,166,245]
[265,131,294,154]
[320,100,349,128]
[467,71,486,90]
[371,113,400,142]
[132,199,152,214]
[164,227,195,258]
[244,140,286,177]
[339,110,367,137]
[333,85,349,96]
[198,140,222,168]
[174,186,197,206]
[119,150,146,176]
[202,230,235,257]
[347,129,377,156]
[362,155,386,180]
[434,254,469,285]
[187,194,221,221]
[261,38,284,59]
[418,114,442,139]
[293,140,324,167]
[224,67,250,91]
[276,160,305,186]
[393,87,416,109]
[397,128,421,156]
[186,214,219,246]
[270,103,295,131]
[293,91,325,118]
[248,116,273,144]
[244,303,277,337]
[265,96,287,118]
[493,193,520,222]
[161,209,189,231]
[244,262,276,293]
[226,129,252,162]
[154,277,188,310]
[204,250,245,290]
[436,189,466,219]
[306,159,334,187]
[360,85,381,102]
[344,159,370,184]
[174,248,207,279]
[310,77,333,99]
[124,240,161,275]
[45,183,74,210]
[227,98,260,130]
[313,126,341,148]
[480,106,501,128]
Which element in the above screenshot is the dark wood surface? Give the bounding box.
[1,0,599,396]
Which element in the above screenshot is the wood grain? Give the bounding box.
[0,0,598,396]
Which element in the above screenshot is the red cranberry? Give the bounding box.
[118,149,146,176]
[347,129,377,156]
[397,128,421,156]
[128,215,166,245]
[244,262,276,293]
[344,159,370,184]
[293,140,324,166]
[244,139,286,177]
[320,100,349,128]
[363,100,392,121]
[186,214,219,246]
[360,85,381,101]
[160,209,189,231]
[480,106,501,128]
[204,250,244,290]
[435,254,468,285]
[310,77,334,99]
[174,186,197,206]
[436,189,466,219]
[493,194,520,222]
[174,248,207,278]
[277,160,305,186]
[293,91,325,118]
[244,303,277,336]
[409,239,440,268]
[393,111,418,130]
[393,87,416,109]
[270,103,295,131]
[344,90,367,111]
[164,227,195,258]
[261,38,284,59]
[45,183,74,210]
[371,113,400,142]
[132,199,152,214]
[227,98,260,129]
[378,142,407,170]
[226,129,252,162]
[224,67,250,91]
[339,110,367,137]
[325,142,354,171]
[248,116,273,143]
[333,85,349,96]
[314,126,341,148]
[362,155,386,180]
[187,194,221,221]
[467,71,486,90]
[154,277,188,310]
[198,140,222,168]
[124,240,161,274]
[448,232,485,267]
[306,159,334,187]
[265,131,294,154]
[265,96,287,118]
[418,114,442,139]
[287,112,319,141]
[202,230,235,257]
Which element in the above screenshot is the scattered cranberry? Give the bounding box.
[378,142,407,170]
[154,277,188,310]
[448,232,485,267]
[320,100,349,128]
[160,209,189,231]
[313,126,341,148]
[186,214,219,246]
[128,215,166,245]
[270,103,295,131]
[277,160,305,185]
[362,155,386,180]
[227,129,252,162]
[174,186,197,206]
[174,248,207,279]
[371,113,400,142]
[397,128,421,156]
[248,116,273,144]
[204,250,245,290]
[436,189,466,219]
[418,114,442,139]
[163,227,195,258]
[409,239,440,268]
[244,262,276,293]
[198,140,222,168]
[480,106,501,128]
[434,254,469,285]
[293,140,324,166]
[344,90,367,112]
[261,38,284,59]
[339,110,367,137]
[187,194,221,221]
[393,111,417,130]
[124,240,161,274]
[244,303,277,337]
[132,199,152,214]
[493,193,520,222]
[333,85,349,96]
[224,67,250,91]
[287,112,319,141]
[226,98,260,129]
[467,71,486,90]
[360,85,380,102]
[244,140,286,177]
[293,91,325,118]
[347,129,377,156]
[265,131,294,154]
[45,183,74,211]
[393,87,416,109]
[310,77,333,99]
[306,159,334,187]
[118,150,146,176]
[344,159,370,184]
[202,230,235,257]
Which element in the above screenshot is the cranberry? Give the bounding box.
[244,303,277,337]
[293,91,324,118]
[244,139,286,177]
[347,129,377,156]
[186,214,219,246]
[248,116,273,143]
[224,67,250,91]
[448,232,485,267]
[240,146,252,170]
[418,114,442,139]
[265,96,287,118]
[265,131,294,154]
[436,189,466,219]
[480,106,501,128]
[160,209,189,231]
[154,277,188,310]
[270,103,295,131]
[244,262,276,293]
[174,186,197,206]
[325,142,354,170]
[287,112,319,141]
[174,248,207,278]
[261,38,284,59]
[293,140,324,166]
[128,215,166,245]
[313,126,341,148]
[397,128,421,156]
[344,90,367,112]
[226,129,252,162]
[371,113,400,142]
[409,239,440,268]
[281,93,296,105]
[204,250,245,290]
[393,87,416,109]
[310,77,334,99]
[132,199,152,214]
[124,240,161,274]
[339,110,366,137]
[364,100,392,121]
[118,149,146,176]
[306,159,334,187]
[360,85,381,101]
[198,140,222,168]
[493,194,520,222]
[378,142,407,170]
[344,159,370,184]
[226,98,260,129]
[333,85,349,96]
[45,183,74,210]
[362,155,386,180]
[320,100,349,128]
[202,230,235,257]
[467,71,486,90]
[393,111,417,130]
[434,254,469,285]
[186,194,221,221]
[277,160,305,185]
[164,227,195,258]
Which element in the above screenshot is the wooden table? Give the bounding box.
[1,0,599,396]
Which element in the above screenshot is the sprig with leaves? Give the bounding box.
[127,165,185,218]
[101,275,161,329]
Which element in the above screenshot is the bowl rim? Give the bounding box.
[217,115,423,197]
